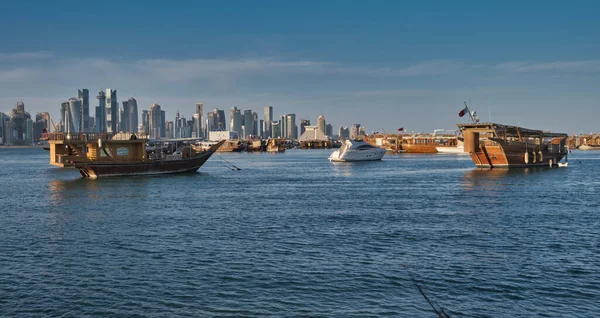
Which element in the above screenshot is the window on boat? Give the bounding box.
[356,144,374,150]
[116,147,129,156]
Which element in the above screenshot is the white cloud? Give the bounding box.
[0,51,53,61]
[495,60,600,73]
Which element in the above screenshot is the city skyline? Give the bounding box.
[0,1,599,133]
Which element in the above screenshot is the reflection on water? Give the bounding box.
[49,176,151,206]
[461,167,560,191]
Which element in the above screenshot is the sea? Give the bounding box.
[0,147,599,317]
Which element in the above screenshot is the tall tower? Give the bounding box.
[243,110,254,138]
[286,114,297,140]
[149,103,162,139]
[127,97,138,133]
[95,89,106,132]
[78,89,89,131]
[67,97,82,133]
[195,102,204,138]
[263,106,273,138]
[230,106,242,134]
[141,110,149,135]
[317,115,326,135]
[105,88,118,133]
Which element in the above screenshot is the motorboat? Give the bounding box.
[329,139,386,162]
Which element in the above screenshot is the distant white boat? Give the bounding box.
[436,140,466,154]
[558,162,568,167]
[329,139,386,162]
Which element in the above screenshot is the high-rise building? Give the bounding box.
[229,107,242,134]
[7,101,33,145]
[279,115,286,138]
[95,89,107,132]
[263,106,273,138]
[339,127,350,139]
[252,112,258,136]
[207,108,226,132]
[67,97,82,133]
[271,122,280,138]
[33,112,50,141]
[60,101,68,132]
[317,115,326,135]
[125,97,138,133]
[160,110,166,138]
[350,124,361,139]
[195,102,204,138]
[192,113,201,138]
[325,123,333,137]
[121,101,129,132]
[105,88,117,133]
[166,120,174,139]
[149,103,162,139]
[243,110,253,138]
[78,89,90,131]
[141,110,149,135]
[300,119,310,136]
[286,114,297,140]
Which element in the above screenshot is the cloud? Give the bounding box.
[495,60,600,73]
[0,68,41,82]
[132,58,331,81]
[0,51,53,61]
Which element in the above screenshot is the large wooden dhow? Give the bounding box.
[48,132,225,178]
[457,122,568,168]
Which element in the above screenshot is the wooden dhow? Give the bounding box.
[48,132,225,178]
[457,122,568,168]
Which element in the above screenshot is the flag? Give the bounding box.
[458,106,468,117]
[397,127,404,131]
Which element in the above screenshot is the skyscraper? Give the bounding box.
[195,102,204,138]
[263,106,273,138]
[121,101,129,132]
[106,88,117,133]
[325,124,333,137]
[149,103,162,139]
[78,89,89,131]
[95,89,107,132]
[230,106,242,134]
[126,97,138,133]
[243,110,253,138]
[350,124,361,139]
[286,114,297,140]
[67,97,82,133]
[252,112,258,136]
[7,101,32,145]
[317,115,326,135]
[339,127,350,139]
[207,108,226,132]
[141,110,149,135]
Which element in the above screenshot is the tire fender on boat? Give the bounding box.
[538,151,543,163]
[524,152,529,164]
[532,151,536,163]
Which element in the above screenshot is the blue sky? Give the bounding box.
[1,0,599,134]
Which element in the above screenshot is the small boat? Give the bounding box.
[578,144,600,150]
[266,138,286,153]
[329,139,386,162]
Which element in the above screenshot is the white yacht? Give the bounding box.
[329,139,386,162]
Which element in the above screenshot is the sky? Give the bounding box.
[0,0,599,134]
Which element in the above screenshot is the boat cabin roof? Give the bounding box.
[457,122,568,138]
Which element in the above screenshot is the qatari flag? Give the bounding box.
[458,106,468,117]
[397,127,404,131]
